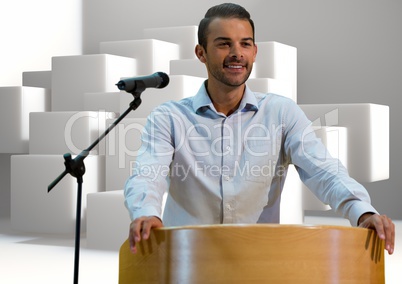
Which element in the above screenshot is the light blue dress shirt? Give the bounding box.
[124,82,377,226]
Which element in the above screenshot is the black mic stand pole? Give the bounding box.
[48,89,143,284]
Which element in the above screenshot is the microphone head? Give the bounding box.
[157,72,170,89]
[115,81,126,90]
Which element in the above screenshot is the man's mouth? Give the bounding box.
[226,65,243,69]
[224,63,245,70]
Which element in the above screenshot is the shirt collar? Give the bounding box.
[193,81,259,114]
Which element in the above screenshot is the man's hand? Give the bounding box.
[128,216,163,254]
[358,213,395,255]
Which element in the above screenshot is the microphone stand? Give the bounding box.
[48,88,144,284]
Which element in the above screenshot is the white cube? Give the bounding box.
[22,70,52,89]
[105,118,146,191]
[84,92,121,114]
[29,111,117,155]
[52,54,136,111]
[280,165,303,224]
[100,39,179,75]
[87,190,131,250]
[0,87,50,153]
[120,75,205,119]
[299,103,389,182]
[170,59,207,78]
[11,155,105,234]
[255,41,297,101]
[0,154,12,217]
[143,26,198,60]
[247,78,295,102]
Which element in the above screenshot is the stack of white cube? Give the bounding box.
[10,53,135,234]
[0,24,388,250]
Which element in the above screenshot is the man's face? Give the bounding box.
[196,17,257,88]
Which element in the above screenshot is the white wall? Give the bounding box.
[82,0,402,219]
[0,0,82,86]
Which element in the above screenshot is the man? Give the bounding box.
[124,3,394,254]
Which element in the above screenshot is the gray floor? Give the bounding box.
[0,216,400,283]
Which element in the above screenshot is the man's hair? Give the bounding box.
[198,3,255,51]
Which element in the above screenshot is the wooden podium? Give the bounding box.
[119,225,384,283]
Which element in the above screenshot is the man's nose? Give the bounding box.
[230,44,243,59]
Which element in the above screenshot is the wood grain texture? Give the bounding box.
[119,224,384,283]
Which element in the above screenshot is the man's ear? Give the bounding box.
[253,43,258,62]
[195,44,206,63]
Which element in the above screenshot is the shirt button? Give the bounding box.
[224,175,230,181]
[226,145,231,151]
[225,203,233,211]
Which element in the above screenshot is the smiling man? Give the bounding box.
[124,3,395,255]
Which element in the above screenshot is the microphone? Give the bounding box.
[116,72,170,93]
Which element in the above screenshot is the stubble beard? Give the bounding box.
[208,62,253,88]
